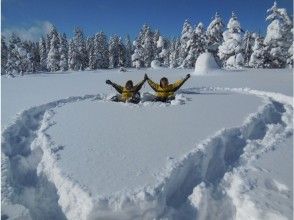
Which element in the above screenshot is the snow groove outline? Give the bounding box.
[1,87,293,220]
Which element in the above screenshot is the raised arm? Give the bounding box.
[147,77,160,92]
[171,74,191,92]
[106,80,123,94]
[134,74,148,92]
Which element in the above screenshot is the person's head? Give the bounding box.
[160,77,169,88]
[125,80,134,90]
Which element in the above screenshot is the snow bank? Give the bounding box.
[194,52,219,74]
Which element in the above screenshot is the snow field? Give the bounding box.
[1,68,293,219]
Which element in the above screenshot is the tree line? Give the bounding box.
[1,1,293,75]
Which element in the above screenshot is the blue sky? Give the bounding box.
[2,0,293,41]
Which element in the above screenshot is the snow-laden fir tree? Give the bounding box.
[183,22,207,68]
[47,27,60,72]
[206,12,224,54]
[249,34,266,68]
[6,33,22,74]
[264,1,293,68]
[169,38,181,68]
[94,32,109,69]
[1,36,8,74]
[218,12,244,68]
[287,27,293,67]
[39,37,47,71]
[118,37,126,67]
[179,19,193,67]
[19,41,34,73]
[59,33,68,71]
[156,35,170,66]
[87,36,96,69]
[125,35,133,67]
[68,39,78,70]
[242,31,255,66]
[132,40,144,68]
[142,25,155,67]
[109,35,120,68]
[73,27,88,70]
[153,30,161,60]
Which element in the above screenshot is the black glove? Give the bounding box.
[144,73,148,80]
[186,74,191,79]
[106,80,112,85]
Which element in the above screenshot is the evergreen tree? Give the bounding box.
[169,38,180,68]
[6,33,22,74]
[118,37,126,67]
[109,35,120,68]
[142,25,155,67]
[179,19,193,67]
[94,32,109,69]
[47,27,60,72]
[73,27,88,70]
[249,34,266,68]
[264,1,293,68]
[59,33,68,71]
[39,37,47,71]
[242,31,255,66]
[183,22,207,68]
[125,35,133,67]
[1,36,8,74]
[218,12,244,68]
[206,12,224,54]
[68,39,78,70]
[132,40,144,68]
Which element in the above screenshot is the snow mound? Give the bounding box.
[151,60,164,69]
[194,52,220,74]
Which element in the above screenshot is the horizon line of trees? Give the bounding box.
[1,1,293,75]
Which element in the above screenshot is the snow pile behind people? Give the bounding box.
[194,52,220,74]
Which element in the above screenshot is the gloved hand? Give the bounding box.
[186,74,191,79]
[106,80,112,85]
[144,73,148,80]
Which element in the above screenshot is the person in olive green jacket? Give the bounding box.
[106,75,148,104]
[146,73,190,102]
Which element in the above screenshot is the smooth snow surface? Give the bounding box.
[1,68,293,220]
[194,52,219,74]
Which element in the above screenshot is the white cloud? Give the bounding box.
[2,21,53,42]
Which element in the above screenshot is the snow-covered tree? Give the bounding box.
[125,35,133,67]
[169,38,181,68]
[1,36,8,74]
[218,12,244,68]
[142,25,155,67]
[118,37,126,67]
[287,28,293,67]
[73,27,88,70]
[242,31,255,66]
[109,35,120,68]
[156,35,170,66]
[179,19,193,66]
[264,1,293,68]
[39,37,47,71]
[183,22,207,68]
[87,36,96,69]
[132,40,144,68]
[153,29,161,60]
[6,33,22,74]
[206,12,224,53]
[68,39,78,70]
[59,33,68,71]
[94,32,109,69]
[249,34,266,68]
[47,27,60,72]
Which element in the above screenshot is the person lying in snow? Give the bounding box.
[146,73,191,102]
[106,75,148,104]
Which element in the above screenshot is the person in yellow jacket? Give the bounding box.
[146,73,191,102]
[106,74,148,103]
